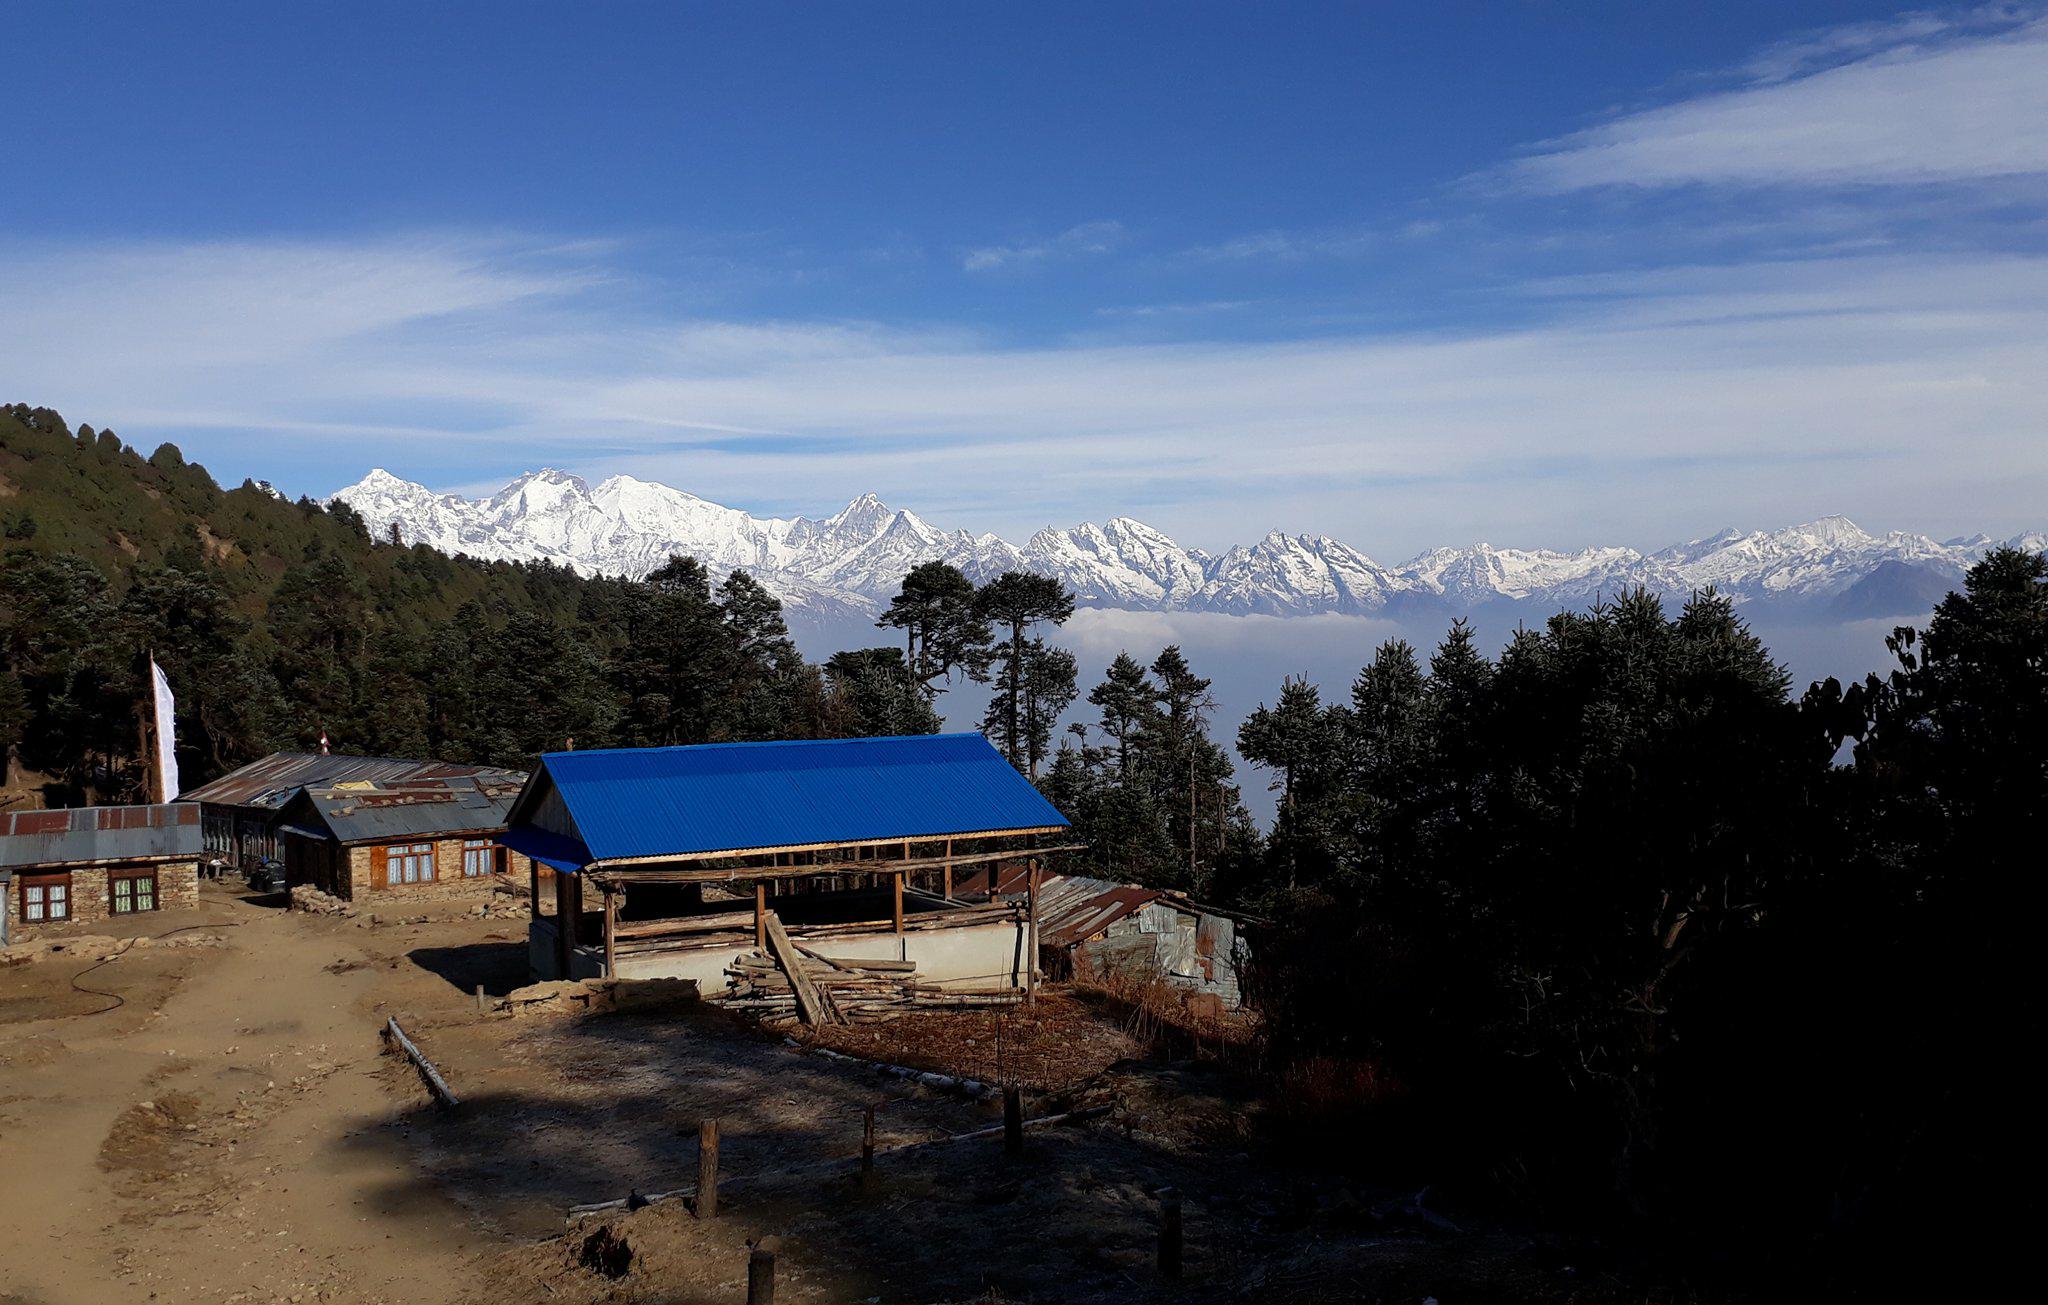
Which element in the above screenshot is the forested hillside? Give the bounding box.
[0,404,1259,891]
[0,404,882,801]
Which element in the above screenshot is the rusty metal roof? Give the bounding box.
[184,752,519,811]
[0,803,202,870]
[953,863,1172,948]
[277,775,526,845]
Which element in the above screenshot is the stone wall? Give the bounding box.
[341,839,534,904]
[6,860,199,944]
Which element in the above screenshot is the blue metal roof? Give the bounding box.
[514,733,1068,866]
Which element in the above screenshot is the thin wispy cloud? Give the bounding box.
[2,232,2041,553]
[962,220,1126,272]
[1507,10,2048,191]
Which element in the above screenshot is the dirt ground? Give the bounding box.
[0,883,1680,1304]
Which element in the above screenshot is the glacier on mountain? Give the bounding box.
[332,469,2042,621]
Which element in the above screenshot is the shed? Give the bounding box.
[0,803,204,943]
[500,733,1079,990]
[957,863,1255,1008]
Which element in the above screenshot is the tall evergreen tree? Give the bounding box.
[974,572,1075,773]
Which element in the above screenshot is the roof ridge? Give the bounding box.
[542,731,993,761]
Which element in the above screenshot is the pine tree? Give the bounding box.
[974,572,1075,772]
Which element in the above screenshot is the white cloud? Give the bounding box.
[962,220,1125,271]
[2,235,2043,555]
[1507,12,2048,191]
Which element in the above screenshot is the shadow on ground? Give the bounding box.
[407,941,530,998]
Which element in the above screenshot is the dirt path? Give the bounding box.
[0,886,493,1303]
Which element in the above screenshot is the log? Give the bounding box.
[383,1017,459,1108]
[762,910,837,1026]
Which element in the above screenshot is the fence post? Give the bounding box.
[861,1103,876,1181]
[1003,1086,1024,1157]
[697,1118,719,1218]
[1159,1187,1183,1280]
[747,1237,777,1304]
[475,983,486,1015]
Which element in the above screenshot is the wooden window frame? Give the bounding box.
[380,842,437,888]
[20,872,72,923]
[461,838,505,878]
[110,867,160,915]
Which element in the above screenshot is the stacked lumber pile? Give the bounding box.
[718,944,1023,1024]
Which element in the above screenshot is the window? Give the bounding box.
[383,842,435,886]
[462,839,502,877]
[111,870,158,914]
[22,874,71,923]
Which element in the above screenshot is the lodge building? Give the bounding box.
[271,773,533,902]
[0,803,203,945]
[185,751,520,871]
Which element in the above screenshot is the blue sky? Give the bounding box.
[3,2,2045,555]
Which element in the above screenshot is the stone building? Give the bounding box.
[185,751,519,871]
[272,773,533,903]
[0,803,203,945]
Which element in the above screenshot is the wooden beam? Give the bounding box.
[754,882,766,951]
[761,909,834,1026]
[893,871,905,960]
[588,826,1071,868]
[942,837,953,900]
[585,843,1087,888]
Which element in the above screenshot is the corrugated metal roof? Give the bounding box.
[184,752,519,810]
[279,774,526,845]
[517,733,1069,865]
[0,803,203,869]
[954,863,1195,948]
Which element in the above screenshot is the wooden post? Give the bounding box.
[747,1238,776,1305]
[529,858,541,920]
[754,882,766,951]
[475,983,486,1016]
[1025,857,1040,1006]
[602,884,617,979]
[696,1119,719,1218]
[860,1103,876,1182]
[1003,1086,1023,1157]
[942,837,953,900]
[892,871,905,961]
[1158,1188,1183,1280]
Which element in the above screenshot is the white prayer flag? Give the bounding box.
[150,657,180,801]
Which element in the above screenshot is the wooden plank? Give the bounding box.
[762,909,835,1026]
[754,883,766,950]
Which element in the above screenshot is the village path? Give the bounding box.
[0,885,491,1304]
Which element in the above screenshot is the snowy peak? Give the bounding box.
[330,468,2044,622]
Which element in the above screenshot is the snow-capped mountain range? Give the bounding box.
[332,468,2046,622]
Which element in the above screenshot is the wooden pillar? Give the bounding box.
[942,837,953,900]
[529,857,541,920]
[754,882,766,951]
[1025,857,1040,1006]
[563,873,581,968]
[892,871,905,960]
[602,884,617,979]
